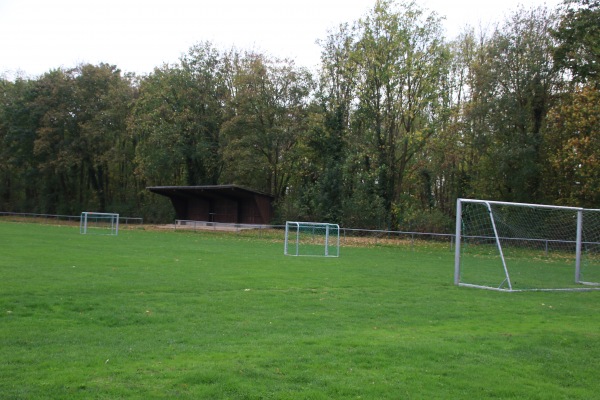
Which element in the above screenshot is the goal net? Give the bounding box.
[80,212,119,235]
[284,221,340,257]
[454,199,600,291]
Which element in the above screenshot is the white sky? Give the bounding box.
[0,0,562,78]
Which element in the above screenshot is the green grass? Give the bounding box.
[1,222,600,399]
[459,241,600,290]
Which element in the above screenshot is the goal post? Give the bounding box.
[454,199,600,291]
[80,212,119,235]
[284,221,340,257]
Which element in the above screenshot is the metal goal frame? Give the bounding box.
[284,221,340,257]
[454,199,600,292]
[80,212,119,235]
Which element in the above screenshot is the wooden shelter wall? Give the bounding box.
[151,186,273,224]
[187,198,210,221]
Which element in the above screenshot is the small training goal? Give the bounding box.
[80,212,119,235]
[454,199,600,291]
[284,221,340,257]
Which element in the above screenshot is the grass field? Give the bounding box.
[459,242,600,291]
[1,221,600,399]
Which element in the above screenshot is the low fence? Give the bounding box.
[175,219,271,231]
[4,213,597,260]
[174,220,600,253]
[341,227,455,250]
[8,214,596,254]
[175,219,456,250]
[0,212,143,227]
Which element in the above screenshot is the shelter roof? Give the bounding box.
[146,185,274,200]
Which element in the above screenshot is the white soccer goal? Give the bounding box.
[80,212,119,235]
[284,221,340,257]
[454,199,600,291]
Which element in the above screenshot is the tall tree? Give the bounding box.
[0,77,40,211]
[179,42,229,184]
[31,68,81,213]
[296,22,359,221]
[130,42,228,187]
[350,0,449,228]
[31,64,134,213]
[409,29,479,230]
[552,0,600,85]
[467,6,559,202]
[543,0,600,206]
[220,52,312,199]
[544,85,600,207]
[73,63,134,210]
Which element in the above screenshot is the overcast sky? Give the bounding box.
[0,0,562,78]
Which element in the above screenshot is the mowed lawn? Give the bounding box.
[1,222,599,399]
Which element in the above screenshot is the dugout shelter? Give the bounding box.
[147,185,274,225]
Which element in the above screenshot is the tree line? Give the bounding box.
[1,0,598,231]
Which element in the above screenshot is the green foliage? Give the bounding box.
[544,85,600,206]
[220,52,313,198]
[2,222,600,398]
[0,65,135,214]
[350,0,449,225]
[463,6,559,203]
[130,42,227,187]
[0,78,40,211]
[552,0,600,84]
[398,204,454,233]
